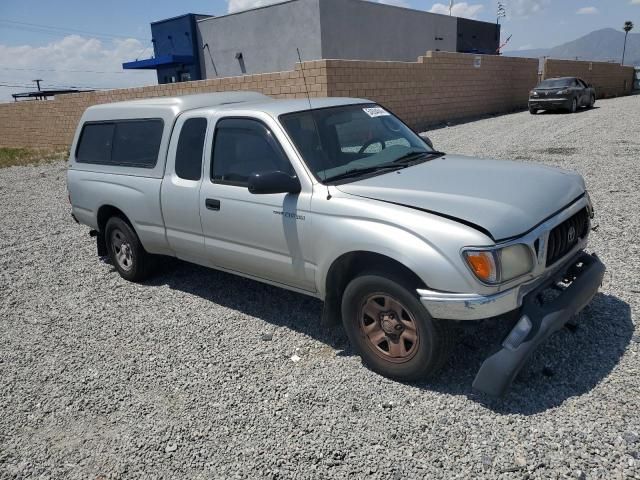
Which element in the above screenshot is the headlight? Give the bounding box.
[463,244,534,284]
[557,89,569,95]
[531,91,538,96]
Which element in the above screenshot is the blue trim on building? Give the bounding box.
[123,55,196,70]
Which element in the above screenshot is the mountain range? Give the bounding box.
[505,28,640,66]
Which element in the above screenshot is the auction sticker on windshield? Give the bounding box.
[363,107,390,118]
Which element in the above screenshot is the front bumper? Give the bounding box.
[472,251,605,396]
[529,97,571,110]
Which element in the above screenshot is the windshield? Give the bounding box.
[280,104,437,183]
[537,78,574,89]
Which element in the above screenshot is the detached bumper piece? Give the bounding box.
[472,252,605,397]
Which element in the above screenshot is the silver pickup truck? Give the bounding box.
[67,92,605,396]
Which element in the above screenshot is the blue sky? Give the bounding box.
[0,0,638,100]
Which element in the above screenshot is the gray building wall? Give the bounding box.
[319,0,457,61]
[197,0,322,78]
[197,0,476,79]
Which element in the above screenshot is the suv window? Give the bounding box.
[212,118,294,186]
[175,118,207,181]
[76,119,164,168]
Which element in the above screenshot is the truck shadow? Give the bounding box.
[146,259,633,416]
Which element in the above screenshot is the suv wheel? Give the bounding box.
[529,107,538,115]
[341,274,454,381]
[105,216,153,282]
[588,95,595,108]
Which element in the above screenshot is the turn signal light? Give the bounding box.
[464,251,497,283]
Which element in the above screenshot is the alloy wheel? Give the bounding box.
[110,229,134,272]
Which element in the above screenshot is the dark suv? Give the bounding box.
[529,77,596,114]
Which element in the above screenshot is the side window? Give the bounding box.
[111,120,164,168]
[175,118,207,181]
[212,118,294,186]
[76,119,163,168]
[76,123,115,164]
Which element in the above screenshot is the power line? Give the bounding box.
[0,80,112,90]
[0,66,151,75]
[0,19,149,42]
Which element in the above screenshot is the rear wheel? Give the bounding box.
[588,95,595,108]
[341,274,454,381]
[105,216,153,282]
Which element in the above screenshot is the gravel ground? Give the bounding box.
[1,95,639,479]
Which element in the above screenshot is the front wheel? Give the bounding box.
[529,107,538,115]
[341,274,454,381]
[105,216,153,282]
[569,98,578,113]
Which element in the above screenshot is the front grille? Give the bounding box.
[546,208,590,267]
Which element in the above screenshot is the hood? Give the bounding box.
[335,155,585,241]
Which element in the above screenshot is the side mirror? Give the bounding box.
[248,171,301,195]
[422,136,434,149]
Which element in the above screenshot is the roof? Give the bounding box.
[208,97,371,117]
[151,13,213,25]
[85,91,271,115]
[84,92,371,118]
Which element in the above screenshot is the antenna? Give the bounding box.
[296,48,313,111]
[296,48,331,199]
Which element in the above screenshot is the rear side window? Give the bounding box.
[175,118,207,181]
[76,119,164,168]
[76,123,115,164]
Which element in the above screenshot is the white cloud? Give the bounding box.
[429,2,484,19]
[630,0,640,4]
[506,0,550,18]
[577,6,598,14]
[226,0,285,13]
[0,35,156,102]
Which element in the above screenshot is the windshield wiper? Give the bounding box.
[324,151,446,183]
[323,164,403,183]
[392,150,445,164]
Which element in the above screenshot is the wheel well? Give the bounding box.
[97,205,129,233]
[322,251,427,327]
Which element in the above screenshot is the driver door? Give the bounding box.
[199,116,315,291]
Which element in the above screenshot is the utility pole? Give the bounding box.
[496,2,506,54]
[32,79,43,100]
[449,0,454,16]
[622,21,634,65]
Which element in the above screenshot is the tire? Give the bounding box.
[341,273,454,382]
[104,216,153,282]
[569,98,577,113]
[529,107,538,115]
[588,95,595,109]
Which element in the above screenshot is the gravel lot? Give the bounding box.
[1,95,639,479]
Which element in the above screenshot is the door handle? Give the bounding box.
[205,198,221,211]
